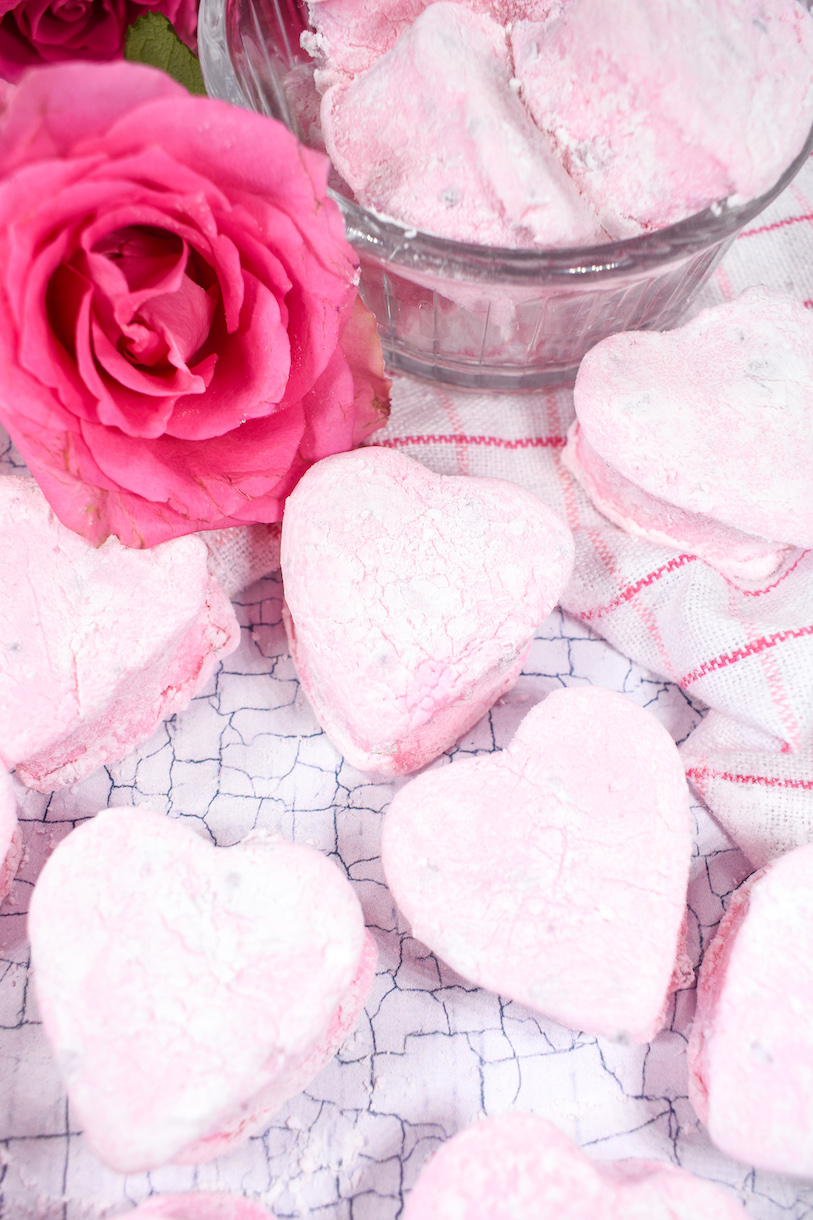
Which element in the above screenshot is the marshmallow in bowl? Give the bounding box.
[302,0,543,88]
[688,843,813,1176]
[563,287,813,580]
[381,686,692,1042]
[308,0,813,244]
[280,447,574,777]
[513,0,813,237]
[402,1112,746,1218]
[320,3,607,248]
[28,808,376,1173]
[0,476,240,791]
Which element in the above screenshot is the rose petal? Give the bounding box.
[59,264,113,415]
[88,226,192,329]
[91,98,357,306]
[137,275,217,367]
[164,272,291,441]
[19,226,101,419]
[0,0,128,80]
[8,164,229,334]
[93,357,216,439]
[0,63,184,166]
[222,203,350,406]
[90,315,209,399]
[78,403,306,525]
[12,171,293,437]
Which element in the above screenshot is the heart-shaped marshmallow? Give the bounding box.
[0,477,239,791]
[281,448,574,776]
[129,1197,275,1219]
[562,420,791,581]
[689,843,813,1175]
[567,287,813,573]
[403,1112,745,1218]
[28,808,375,1173]
[0,765,20,902]
[382,686,692,1041]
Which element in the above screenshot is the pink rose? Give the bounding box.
[0,62,390,546]
[0,0,198,81]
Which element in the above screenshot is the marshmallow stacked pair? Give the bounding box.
[563,286,813,582]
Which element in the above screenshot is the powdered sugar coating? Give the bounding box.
[402,1112,746,1218]
[513,0,813,236]
[562,421,791,581]
[320,3,606,248]
[303,0,548,86]
[308,0,813,244]
[303,0,428,84]
[382,686,692,1042]
[0,476,240,791]
[281,447,574,776]
[688,844,813,1176]
[28,808,373,1173]
[175,929,377,1166]
[572,287,813,550]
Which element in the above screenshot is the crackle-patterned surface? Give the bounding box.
[0,429,812,1218]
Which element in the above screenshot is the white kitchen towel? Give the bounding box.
[204,521,281,598]
[680,711,813,867]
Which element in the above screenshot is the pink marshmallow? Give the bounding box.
[0,765,20,903]
[280,447,574,777]
[382,686,692,1042]
[569,287,813,573]
[403,1112,746,1218]
[308,0,813,244]
[28,808,375,1173]
[128,1198,275,1219]
[303,0,560,87]
[303,0,429,85]
[0,476,239,791]
[513,0,813,235]
[688,843,813,1176]
[320,3,605,247]
[562,421,791,581]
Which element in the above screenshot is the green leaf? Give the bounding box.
[125,11,207,96]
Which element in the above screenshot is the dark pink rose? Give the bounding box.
[0,0,199,79]
[0,0,198,80]
[0,62,390,547]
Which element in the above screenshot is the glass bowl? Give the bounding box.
[199,0,813,390]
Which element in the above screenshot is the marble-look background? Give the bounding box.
[1,515,810,1216]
